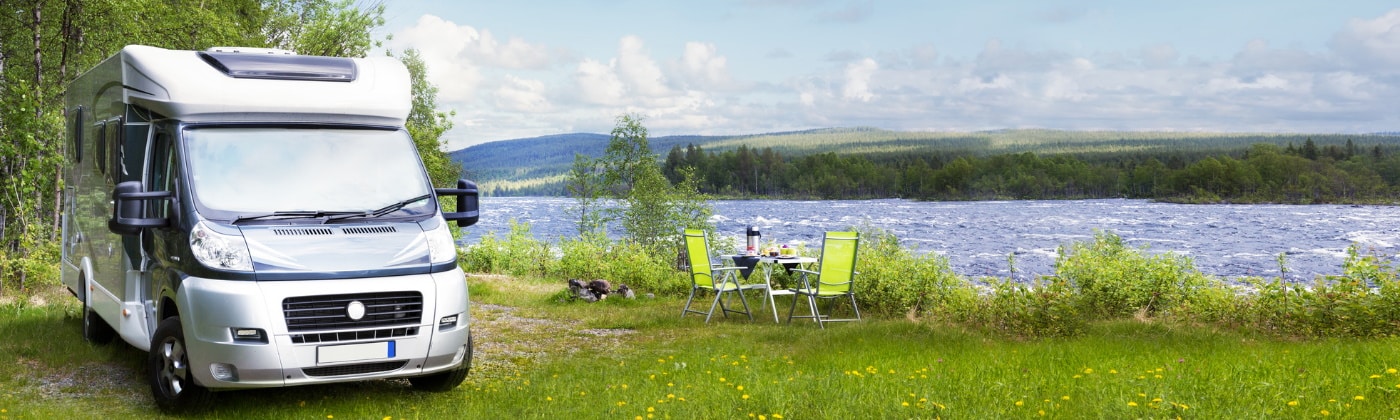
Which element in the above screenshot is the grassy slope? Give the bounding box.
[450,128,1400,195]
[3,278,1398,418]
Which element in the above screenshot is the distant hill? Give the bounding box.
[449,128,1400,196]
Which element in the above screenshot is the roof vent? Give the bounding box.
[198,49,356,82]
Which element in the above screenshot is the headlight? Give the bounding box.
[426,218,459,264]
[191,221,253,271]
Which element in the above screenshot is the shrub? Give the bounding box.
[852,226,975,319]
[968,276,1085,338]
[1054,231,1210,319]
[458,219,554,277]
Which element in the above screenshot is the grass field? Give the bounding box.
[1,275,1398,419]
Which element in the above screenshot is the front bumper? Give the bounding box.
[177,269,470,389]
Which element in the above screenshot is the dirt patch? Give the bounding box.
[469,303,633,379]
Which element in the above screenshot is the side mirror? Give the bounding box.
[435,179,480,227]
[108,181,172,235]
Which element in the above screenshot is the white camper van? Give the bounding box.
[60,45,480,411]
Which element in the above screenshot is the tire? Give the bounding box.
[80,276,116,344]
[149,316,212,412]
[408,332,472,392]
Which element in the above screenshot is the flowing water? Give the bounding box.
[460,197,1400,282]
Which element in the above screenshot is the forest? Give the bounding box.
[0,0,457,291]
[658,138,1400,203]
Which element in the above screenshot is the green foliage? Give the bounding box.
[969,276,1086,337]
[851,225,975,320]
[395,48,461,187]
[262,0,386,57]
[1055,231,1211,319]
[458,220,553,277]
[565,153,608,236]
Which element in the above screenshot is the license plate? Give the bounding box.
[318,341,396,364]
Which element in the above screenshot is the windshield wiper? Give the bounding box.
[232,210,363,225]
[325,194,433,222]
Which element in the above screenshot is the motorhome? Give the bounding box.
[60,45,479,411]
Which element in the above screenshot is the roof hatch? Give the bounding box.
[198,49,357,82]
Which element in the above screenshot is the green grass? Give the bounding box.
[2,278,1399,419]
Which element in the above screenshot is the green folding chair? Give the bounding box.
[681,229,754,322]
[787,231,861,328]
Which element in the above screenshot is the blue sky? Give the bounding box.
[378,1,1400,149]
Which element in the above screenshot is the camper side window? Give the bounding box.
[149,133,176,218]
[70,108,84,164]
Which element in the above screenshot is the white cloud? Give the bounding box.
[574,58,626,105]
[494,75,551,112]
[1329,9,1400,68]
[387,15,485,103]
[675,42,734,90]
[842,58,878,102]
[616,36,671,97]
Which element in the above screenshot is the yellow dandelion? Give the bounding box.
[647,414,654,419]
[658,359,665,363]
[1038,410,1046,416]
[1128,401,1138,407]
[720,377,727,382]
[1073,375,1082,379]
[667,382,674,387]
[635,416,643,420]
[546,397,552,401]
[1083,368,1093,374]
[1109,369,1118,374]
[1138,393,1147,398]
[1154,375,1163,379]
[737,385,745,391]
[667,394,675,399]
[1388,368,1397,374]
[1288,400,1299,407]
[759,416,767,420]
[678,397,686,402]
[1371,374,1382,379]
[773,415,784,419]
[902,402,910,407]
[1061,395,1070,401]
[1354,395,1365,401]
[1015,401,1024,407]
[1321,410,1330,416]
[617,401,627,407]
[1153,398,1163,403]
[327,416,334,419]
[742,394,750,400]
[648,407,655,413]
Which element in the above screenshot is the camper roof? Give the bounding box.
[114,45,410,126]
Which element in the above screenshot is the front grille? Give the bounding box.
[291,326,419,344]
[342,226,396,235]
[283,292,423,332]
[274,228,333,236]
[304,361,407,377]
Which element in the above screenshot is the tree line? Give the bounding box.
[658,138,1400,203]
[0,0,457,291]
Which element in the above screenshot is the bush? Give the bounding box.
[853,226,975,319]
[554,236,687,296]
[1054,231,1210,319]
[967,276,1085,337]
[458,219,554,277]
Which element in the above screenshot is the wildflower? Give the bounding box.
[902,402,910,407]
[759,416,766,420]
[667,394,675,399]
[1083,368,1093,374]
[658,359,666,363]
[743,395,750,400]
[1109,369,1118,374]
[1073,375,1082,379]
[618,401,627,407]
[1061,395,1070,401]
[1371,374,1382,379]
[546,397,552,401]
[1354,395,1365,401]
[737,385,744,391]
[1321,410,1330,416]
[648,407,655,413]
[1388,368,1397,374]
[773,415,784,419]
[1288,401,1299,407]
[1127,402,1138,407]
[1015,401,1024,407]
[1038,410,1046,416]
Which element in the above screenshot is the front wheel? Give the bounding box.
[408,332,472,392]
[149,316,212,412]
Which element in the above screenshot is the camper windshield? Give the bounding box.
[184,127,435,221]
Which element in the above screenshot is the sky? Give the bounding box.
[377,1,1400,150]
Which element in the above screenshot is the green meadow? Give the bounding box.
[2,274,1398,419]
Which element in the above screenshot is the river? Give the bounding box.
[458,197,1400,282]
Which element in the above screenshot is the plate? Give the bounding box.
[776,255,797,259]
